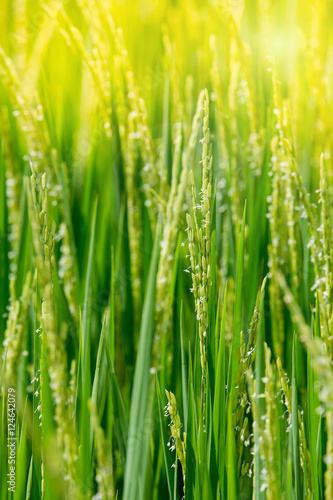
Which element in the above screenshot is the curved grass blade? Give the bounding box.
[226,400,238,500]
[213,284,227,493]
[180,301,188,432]
[104,332,128,470]
[292,333,301,499]
[254,278,266,500]
[123,222,161,500]
[227,202,246,401]
[80,197,98,494]
[156,377,174,500]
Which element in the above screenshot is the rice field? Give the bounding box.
[1,0,333,498]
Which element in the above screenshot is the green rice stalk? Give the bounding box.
[319,154,333,336]
[123,111,142,322]
[325,410,333,500]
[89,399,114,500]
[276,356,311,491]
[262,344,280,499]
[233,278,267,476]
[154,90,205,354]
[0,45,53,175]
[26,173,80,497]
[2,271,35,387]
[186,88,212,427]
[165,390,186,494]
[267,134,288,360]
[104,14,167,227]
[1,108,21,283]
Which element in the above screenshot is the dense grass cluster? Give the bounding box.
[1,0,333,498]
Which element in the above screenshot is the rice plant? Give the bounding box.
[0,1,333,499]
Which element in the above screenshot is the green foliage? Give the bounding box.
[1,1,333,499]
